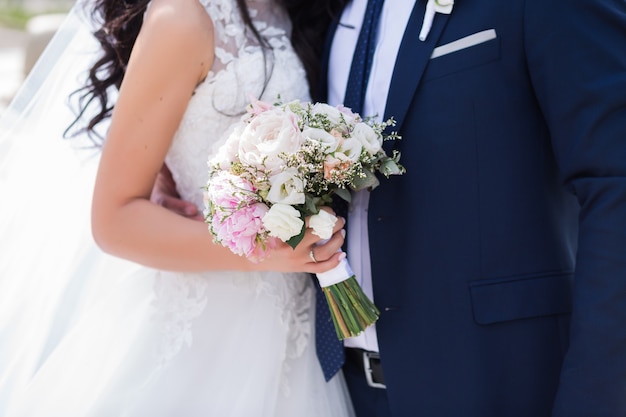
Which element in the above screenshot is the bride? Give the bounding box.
[0,0,354,415]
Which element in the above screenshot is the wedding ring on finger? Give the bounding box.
[309,249,318,263]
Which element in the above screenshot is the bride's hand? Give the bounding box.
[260,211,346,274]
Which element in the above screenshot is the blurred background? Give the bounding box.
[0,0,72,116]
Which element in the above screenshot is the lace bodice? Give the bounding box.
[165,0,310,208]
[157,0,313,391]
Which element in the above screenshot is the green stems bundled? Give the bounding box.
[322,276,380,339]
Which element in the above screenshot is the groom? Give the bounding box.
[154,0,626,415]
[318,0,626,416]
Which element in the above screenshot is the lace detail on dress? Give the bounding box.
[157,0,311,382]
[165,0,310,210]
[256,273,313,396]
[150,272,208,367]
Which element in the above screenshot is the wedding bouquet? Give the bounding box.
[204,98,404,339]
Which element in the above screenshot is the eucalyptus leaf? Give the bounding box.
[334,187,352,203]
[305,195,321,215]
[353,169,380,191]
[381,159,403,177]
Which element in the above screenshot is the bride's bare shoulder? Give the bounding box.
[142,0,214,46]
[133,0,214,79]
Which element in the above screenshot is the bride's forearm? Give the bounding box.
[92,196,347,274]
[92,197,255,272]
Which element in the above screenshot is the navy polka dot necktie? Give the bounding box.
[315,0,385,382]
[314,281,345,381]
[343,0,386,115]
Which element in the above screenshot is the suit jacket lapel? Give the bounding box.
[383,0,451,137]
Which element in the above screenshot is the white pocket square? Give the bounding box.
[431,29,497,59]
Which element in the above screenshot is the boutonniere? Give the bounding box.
[419,0,454,41]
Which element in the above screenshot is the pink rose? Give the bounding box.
[323,153,352,181]
[247,97,275,117]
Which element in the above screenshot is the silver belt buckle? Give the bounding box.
[362,351,386,389]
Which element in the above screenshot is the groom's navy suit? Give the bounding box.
[322,0,626,416]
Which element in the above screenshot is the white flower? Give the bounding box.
[211,127,241,170]
[336,105,360,124]
[266,169,305,205]
[351,122,382,156]
[310,103,349,125]
[419,0,454,42]
[309,210,337,240]
[262,203,304,241]
[303,127,340,153]
[336,137,363,162]
[237,108,304,173]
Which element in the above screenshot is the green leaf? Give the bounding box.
[380,158,404,177]
[304,194,321,215]
[352,169,380,191]
[334,187,352,204]
[286,223,306,249]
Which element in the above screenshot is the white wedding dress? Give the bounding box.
[0,0,354,415]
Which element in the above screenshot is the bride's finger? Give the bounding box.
[307,251,346,274]
[308,229,345,263]
[301,215,345,248]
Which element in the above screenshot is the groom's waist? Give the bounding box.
[345,348,386,389]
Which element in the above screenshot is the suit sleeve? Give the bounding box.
[524,1,626,416]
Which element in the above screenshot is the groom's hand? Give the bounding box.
[151,164,203,221]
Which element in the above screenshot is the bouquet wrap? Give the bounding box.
[316,256,379,339]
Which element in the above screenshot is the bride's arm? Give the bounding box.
[91,0,345,273]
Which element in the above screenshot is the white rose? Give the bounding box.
[309,210,337,240]
[351,122,382,156]
[238,108,304,173]
[311,103,346,125]
[302,127,340,153]
[337,137,363,162]
[262,203,304,241]
[267,170,305,205]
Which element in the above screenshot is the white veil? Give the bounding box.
[0,3,138,412]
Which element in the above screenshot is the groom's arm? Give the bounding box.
[526,0,626,415]
[151,164,203,221]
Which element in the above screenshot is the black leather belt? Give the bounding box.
[345,348,386,389]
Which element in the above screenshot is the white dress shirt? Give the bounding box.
[327,0,417,352]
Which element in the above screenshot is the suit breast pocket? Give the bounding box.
[422,30,501,82]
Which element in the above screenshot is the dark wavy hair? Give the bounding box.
[66,0,347,144]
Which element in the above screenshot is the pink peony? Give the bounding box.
[209,202,270,258]
[206,171,258,210]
